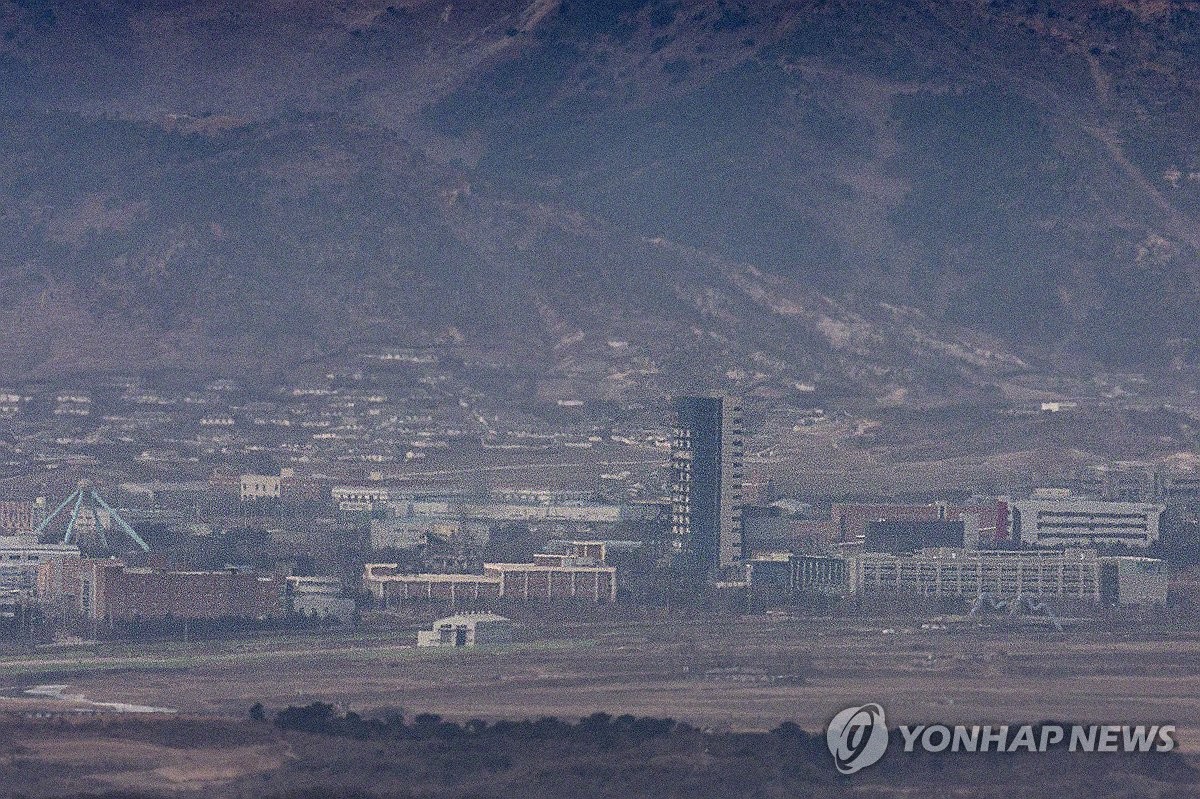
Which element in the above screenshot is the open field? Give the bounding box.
[2,614,1200,796]
[0,614,1198,735]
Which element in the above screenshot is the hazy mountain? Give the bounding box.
[2,0,1199,401]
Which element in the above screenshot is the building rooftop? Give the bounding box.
[432,613,510,626]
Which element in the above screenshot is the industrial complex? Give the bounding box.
[0,395,1186,635]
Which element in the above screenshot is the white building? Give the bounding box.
[1011,497,1163,548]
[1100,556,1169,606]
[332,485,390,510]
[850,548,1168,607]
[286,576,355,619]
[0,536,80,596]
[417,613,513,648]
[850,548,1103,602]
[240,474,281,502]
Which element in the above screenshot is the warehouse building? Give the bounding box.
[286,576,356,620]
[417,613,512,648]
[1099,556,1169,606]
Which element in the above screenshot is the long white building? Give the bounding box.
[1010,497,1163,548]
[849,548,1167,606]
[851,548,1103,601]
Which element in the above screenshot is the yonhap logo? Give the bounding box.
[827,703,889,774]
[823,702,1177,775]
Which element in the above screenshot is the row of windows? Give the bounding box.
[1034,511,1151,520]
[1032,525,1152,537]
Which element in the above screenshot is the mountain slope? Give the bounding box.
[1,0,1199,398]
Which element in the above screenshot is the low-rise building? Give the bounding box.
[791,554,850,595]
[0,499,44,534]
[483,555,617,602]
[363,545,618,606]
[865,519,969,553]
[332,485,390,511]
[0,536,80,596]
[50,560,282,620]
[240,474,281,502]
[1100,556,1169,606]
[286,576,355,619]
[465,502,625,524]
[417,613,512,648]
[364,565,501,606]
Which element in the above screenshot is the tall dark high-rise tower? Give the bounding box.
[670,395,744,575]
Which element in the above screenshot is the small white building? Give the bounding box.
[417,613,513,648]
[332,485,390,511]
[240,474,281,502]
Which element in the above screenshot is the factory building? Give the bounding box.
[89,563,282,620]
[742,553,850,595]
[40,558,282,620]
[417,613,513,648]
[670,395,745,575]
[833,500,1004,545]
[851,548,1102,601]
[832,502,942,543]
[849,548,1168,606]
[363,542,617,605]
[1010,497,1163,548]
[743,554,792,590]
[36,554,99,610]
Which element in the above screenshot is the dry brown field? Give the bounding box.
[2,614,1200,797]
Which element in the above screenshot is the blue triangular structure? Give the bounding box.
[33,482,150,552]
